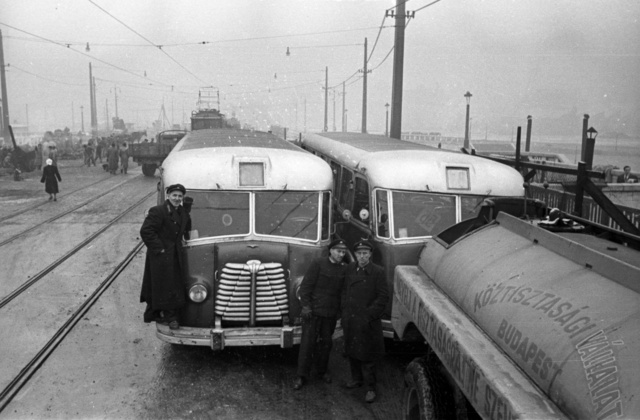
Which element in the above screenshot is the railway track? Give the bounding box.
[0,174,146,247]
[0,174,115,224]
[0,241,145,412]
[0,190,154,309]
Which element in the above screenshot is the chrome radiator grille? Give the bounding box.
[215,260,288,324]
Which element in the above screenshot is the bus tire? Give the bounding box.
[403,357,454,420]
[142,163,157,177]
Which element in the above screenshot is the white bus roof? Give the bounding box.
[162,129,333,191]
[302,132,524,196]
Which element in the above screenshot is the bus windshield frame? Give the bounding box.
[186,190,330,242]
[375,188,487,240]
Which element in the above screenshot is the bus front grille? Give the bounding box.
[215,260,288,325]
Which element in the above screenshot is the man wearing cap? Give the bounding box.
[293,239,348,390]
[140,184,192,330]
[342,240,388,403]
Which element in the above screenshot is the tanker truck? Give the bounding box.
[392,197,639,419]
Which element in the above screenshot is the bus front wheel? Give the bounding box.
[142,163,157,177]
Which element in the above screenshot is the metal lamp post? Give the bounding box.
[584,126,598,170]
[463,91,472,150]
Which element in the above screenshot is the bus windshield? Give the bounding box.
[187,191,321,241]
[389,191,485,238]
[255,191,319,240]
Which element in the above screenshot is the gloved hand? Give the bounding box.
[301,307,313,321]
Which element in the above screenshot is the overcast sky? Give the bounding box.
[1,0,639,138]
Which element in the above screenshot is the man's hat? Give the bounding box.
[166,184,186,195]
[329,239,348,250]
[353,240,374,252]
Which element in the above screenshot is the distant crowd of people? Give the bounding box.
[81,138,130,175]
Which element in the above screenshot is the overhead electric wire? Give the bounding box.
[87,0,209,86]
[0,21,171,88]
[414,0,443,13]
[8,64,86,87]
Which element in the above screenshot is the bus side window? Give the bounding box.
[339,169,354,210]
[352,177,370,223]
[376,190,390,238]
[330,161,342,198]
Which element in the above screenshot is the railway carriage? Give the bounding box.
[157,129,333,350]
[300,132,525,337]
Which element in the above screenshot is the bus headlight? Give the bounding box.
[188,284,208,303]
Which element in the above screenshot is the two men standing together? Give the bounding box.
[294,239,388,403]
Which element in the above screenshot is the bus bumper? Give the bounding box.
[156,324,302,350]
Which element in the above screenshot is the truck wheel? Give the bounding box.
[403,357,455,420]
[142,163,157,177]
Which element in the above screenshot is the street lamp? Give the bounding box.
[385,103,390,137]
[464,91,472,150]
[584,127,598,170]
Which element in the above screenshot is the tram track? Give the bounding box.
[0,241,145,412]
[0,174,116,224]
[0,174,147,248]
[0,190,154,310]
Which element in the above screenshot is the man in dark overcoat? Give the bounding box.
[107,142,119,174]
[140,183,191,330]
[293,239,348,390]
[342,240,388,403]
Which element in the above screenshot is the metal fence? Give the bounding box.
[528,185,640,231]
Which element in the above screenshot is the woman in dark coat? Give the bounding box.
[342,240,389,403]
[40,158,61,201]
[140,184,192,329]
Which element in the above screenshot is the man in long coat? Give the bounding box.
[342,240,388,403]
[107,142,119,174]
[119,142,129,174]
[140,183,191,329]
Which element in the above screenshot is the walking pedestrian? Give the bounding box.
[95,140,103,163]
[34,144,42,170]
[140,184,192,330]
[293,239,348,390]
[119,142,129,174]
[342,240,388,403]
[40,158,61,201]
[87,143,96,166]
[107,142,119,174]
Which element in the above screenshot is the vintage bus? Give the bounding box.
[157,128,333,350]
[300,132,525,337]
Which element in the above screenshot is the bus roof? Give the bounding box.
[162,129,333,191]
[302,132,524,196]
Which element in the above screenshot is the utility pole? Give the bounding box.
[389,1,406,139]
[323,67,328,132]
[361,37,368,133]
[332,89,336,131]
[71,102,75,132]
[342,82,346,132]
[81,105,85,132]
[0,29,11,141]
[89,63,95,135]
[114,85,118,119]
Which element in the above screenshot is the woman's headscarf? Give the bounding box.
[46,158,53,166]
